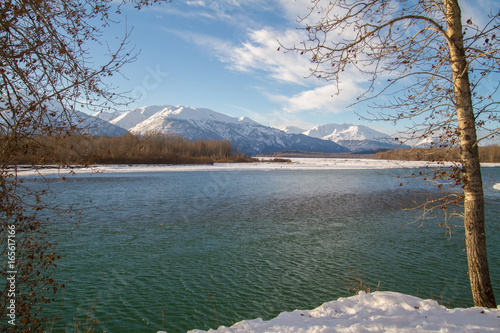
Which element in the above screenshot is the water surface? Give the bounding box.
[25,167,500,332]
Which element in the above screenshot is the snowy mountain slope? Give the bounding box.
[4,108,128,137]
[415,136,438,147]
[0,100,128,137]
[111,105,349,155]
[304,123,389,142]
[109,105,167,130]
[110,105,260,131]
[92,110,122,122]
[297,123,402,152]
[279,126,307,134]
[74,110,129,136]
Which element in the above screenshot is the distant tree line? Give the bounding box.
[259,150,377,159]
[376,146,500,163]
[2,133,257,165]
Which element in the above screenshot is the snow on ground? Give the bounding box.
[14,158,500,177]
[186,291,500,333]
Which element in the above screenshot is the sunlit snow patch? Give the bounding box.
[187,291,500,333]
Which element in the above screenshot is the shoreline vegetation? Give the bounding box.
[376,146,500,163]
[3,133,499,167]
[2,133,260,166]
[260,145,500,163]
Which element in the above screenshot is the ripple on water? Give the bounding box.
[35,168,500,332]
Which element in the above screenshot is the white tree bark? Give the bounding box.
[445,0,496,308]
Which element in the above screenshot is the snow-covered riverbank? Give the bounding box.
[14,157,500,176]
[186,291,500,333]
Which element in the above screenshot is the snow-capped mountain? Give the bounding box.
[109,105,349,155]
[92,110,123,123]
[298,123,397,152]
[74,110,129,136]
[109,105,167,129]
[415,136,437,147]
[5,107,129,137]
[116,105,261,132]
[304,123,389,142]
[280,126,307,135]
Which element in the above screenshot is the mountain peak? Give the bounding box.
[237,116,260,126]
[304,123,389,142]
[109,105,170,129]
[280,126,307,134]
[108,104,349,155]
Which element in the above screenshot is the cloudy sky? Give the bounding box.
[100,0,495,134]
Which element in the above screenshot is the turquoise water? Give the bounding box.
[25,167,500,332]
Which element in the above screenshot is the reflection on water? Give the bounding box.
[23,168,500,333]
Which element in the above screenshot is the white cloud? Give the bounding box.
[151,5,217,20]
[276,0,355,28]
[166,0,270,25]
[186,24,368,113]
[272,81,364,114]
[151,0,254,22]
[157,1,332,86]
[185,1,206,6]
[227,28,314,85]
[166,26,314,85]
[180,0,309,24]
[162,28,233,56]
[161,1,368,115]
[276,0,325,23]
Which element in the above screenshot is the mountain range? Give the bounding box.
[280,123,397,153]
[73,110,129,137]
[1,106,128,137]
[91,105,398,155]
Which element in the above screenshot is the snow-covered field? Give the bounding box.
[14,157,500,176]
[185,291,500,333]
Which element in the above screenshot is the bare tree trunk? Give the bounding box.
[445,0,497,308]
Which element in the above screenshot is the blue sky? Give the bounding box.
[98,0,496,135]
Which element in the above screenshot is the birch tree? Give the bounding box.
[287,0,499,307]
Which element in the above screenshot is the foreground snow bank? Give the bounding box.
[188,291,500,333]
